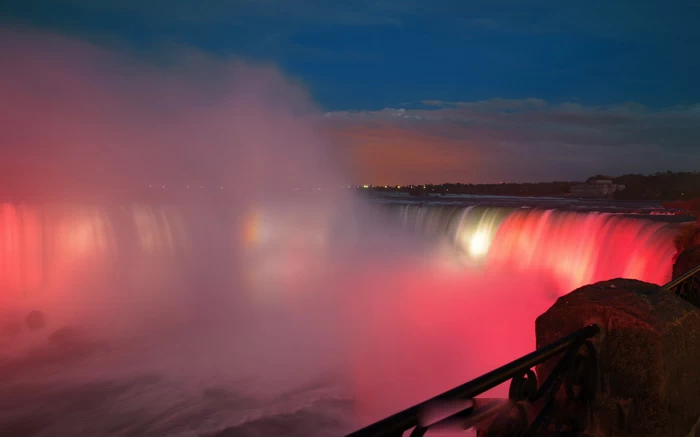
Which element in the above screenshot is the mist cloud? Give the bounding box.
[0,29,345,201]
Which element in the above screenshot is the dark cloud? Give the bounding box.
[324,99,700,183]
[2,25,698,188]
[3,0,699,111]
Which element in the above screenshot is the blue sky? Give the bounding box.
[1,0,699,183]
[3,0,699,111]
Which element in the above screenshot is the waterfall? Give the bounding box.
[390,204,680,290]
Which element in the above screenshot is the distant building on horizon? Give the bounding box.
[571,179,626,199]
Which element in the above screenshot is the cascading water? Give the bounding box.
[0,201,342,311]
[0,200,359,436]
[0,203,211,342]
[488,209,678,290]
[0,200,687,435]
[391,203,680,289]
[348,202,684,430]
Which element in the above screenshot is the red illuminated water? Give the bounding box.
[0,204,201,332]
[0,202,684,435]
[394,204,679,288]
[0,204,44,295]
[351,204,681,428]
[487,209,677,289]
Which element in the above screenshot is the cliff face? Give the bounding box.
[664,198,700,259]
[674,246,700,279]
[673,223,700,261]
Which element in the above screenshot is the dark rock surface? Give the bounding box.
[673,224,700,257]
[536,279,700,437]
[673,245,700,279]
[671,245,700,307]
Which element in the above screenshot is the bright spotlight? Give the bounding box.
[469,231,490,258]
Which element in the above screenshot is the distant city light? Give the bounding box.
[137,184,430,192]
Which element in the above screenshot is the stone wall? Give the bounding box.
[535,279,700,437]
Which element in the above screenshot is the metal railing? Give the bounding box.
[346,324,600,437]
[346,264,700,437]
[664,264,700,307]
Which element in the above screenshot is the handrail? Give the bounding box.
[664,263,700,307]
[346,264,700,436]
[663,263,700,291]
[346,324,600,437]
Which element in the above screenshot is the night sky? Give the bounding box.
[2,0,699,184]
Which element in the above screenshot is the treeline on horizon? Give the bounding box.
[370,171,700,201]
[591,171,700,201]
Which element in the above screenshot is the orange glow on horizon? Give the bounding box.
[323,123,477,185]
